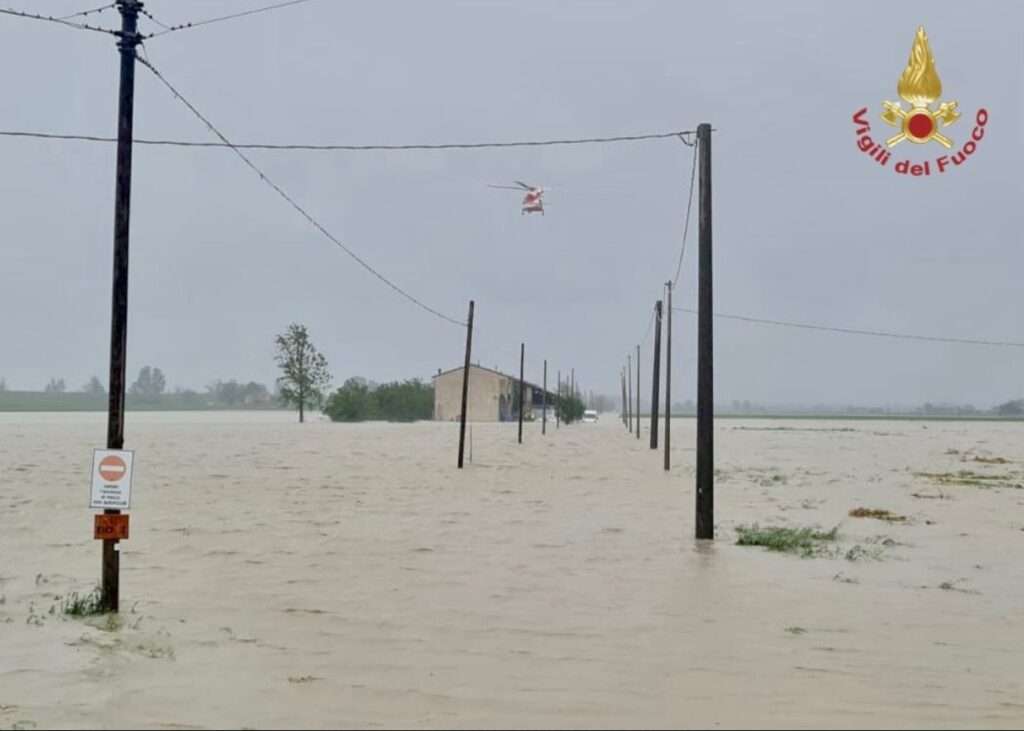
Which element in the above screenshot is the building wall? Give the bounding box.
[433,366,506,422]
[433,366,539,422]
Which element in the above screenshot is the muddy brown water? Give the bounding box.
[1,412,1022,728]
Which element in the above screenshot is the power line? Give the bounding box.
[670,136,698,288]
[136,55,467,328]
[143,0,318,39]
[57,3,115,21]
[138,6,171,31]
[0,128,699,152]
[673,308,1024,348]
[639,303,656,347]
[0,6,119,34]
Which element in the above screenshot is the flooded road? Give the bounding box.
[2,412,1022,728]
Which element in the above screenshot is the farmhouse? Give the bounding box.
[432,364,556,422]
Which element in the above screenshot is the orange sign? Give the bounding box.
[98,455,128,482]
[94,513,130,541]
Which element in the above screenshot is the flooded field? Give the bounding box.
[2,412,1023,728]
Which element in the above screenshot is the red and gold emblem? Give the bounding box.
[881,27,960,148]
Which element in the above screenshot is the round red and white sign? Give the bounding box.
[99,455,128,482]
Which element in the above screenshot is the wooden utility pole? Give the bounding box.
[101,0,143,614]
[627,355,633,434]
[696,122,714,540]
[664,282,672,471]
[556,370,561,429]
[457,300,475,469]
[518,343,525,444]
[650,301,662,449]
[636,344,641,441]
[571,368,575,401]
[621,369,627,427]
[542,359,547,435]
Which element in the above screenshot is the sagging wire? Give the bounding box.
[136,54,467,328]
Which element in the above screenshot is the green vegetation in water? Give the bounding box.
[970,456,1011,465]
[913,470,1023,489]
[324,378,434,422]
[849,507,907,522]
[61,587,107,618]
[556,392,586,425]
[735,524,838,557]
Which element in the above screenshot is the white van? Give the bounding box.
[582,409,599,423]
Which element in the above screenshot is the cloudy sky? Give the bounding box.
[1,0,1021,407]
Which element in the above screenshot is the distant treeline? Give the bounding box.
[0,368,283,412]
[324,378,433,422]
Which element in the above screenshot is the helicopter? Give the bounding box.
[488,180,546,215]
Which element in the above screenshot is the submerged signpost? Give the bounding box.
[695,122,714,540]
[97,0,144,613]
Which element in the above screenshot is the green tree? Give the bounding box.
[324,378,434,423]
[373,379,433,421]
[557,391,585,425]
[275,323,331,423]
[83,376,106,396]
[323,378,373,422]
[44,377,66,394]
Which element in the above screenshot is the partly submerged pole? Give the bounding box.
[695,122,714,540]
[627,354,633,434]
[457,300,475,469]
[664,282,672,471]
[636,344,641,441]
[557,370,561,429]
[518,343,525,445]
[102,0,143,613]
[651,301,662,449]
[542,359,547,435]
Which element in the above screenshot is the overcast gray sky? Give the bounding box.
[1,0,1021,407]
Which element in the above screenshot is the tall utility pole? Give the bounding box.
[636,344,641,441]
[102,0,143,614]
[518,343,525,444]
[620,370,627,427]
[664,282,672,471]
[457,300,475,469]
[695,122,714,540]
[650,301,662,449]
[627,355,633,434]
[542,359,547,435]
[556,370,561,429]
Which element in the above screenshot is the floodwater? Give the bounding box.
[1,411,1023,728]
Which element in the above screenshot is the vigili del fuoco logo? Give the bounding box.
[853,26,988,176]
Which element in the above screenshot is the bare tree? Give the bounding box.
[275,323,331,423]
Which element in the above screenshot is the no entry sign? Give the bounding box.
[90,449,134,510]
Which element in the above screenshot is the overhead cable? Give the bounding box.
[137,55,467,328]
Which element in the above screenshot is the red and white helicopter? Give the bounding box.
[488,180,546,215]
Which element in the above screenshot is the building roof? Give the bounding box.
[432,363,552,394]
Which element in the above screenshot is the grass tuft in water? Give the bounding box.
[61,587,107,617]
[849,507,907,522]
[913,470,1022,489]
[735,524,838,557]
